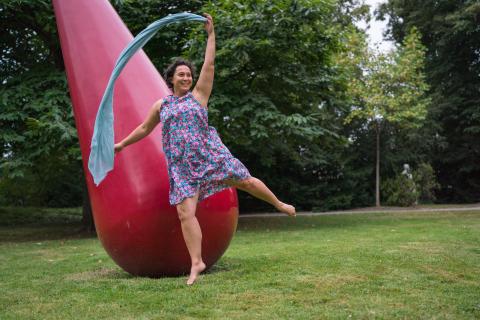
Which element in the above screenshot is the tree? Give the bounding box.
[0,1,83,208]
[3,0,417,212]
[342,27,430,206]
[113,0,206,70]
[184,0,355,211]
[0,1,203,222]
[378,0,480,202]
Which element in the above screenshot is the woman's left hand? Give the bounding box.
[203,13,214,35]
[114,142,124,154]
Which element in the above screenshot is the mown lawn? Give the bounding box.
[0,207,479,319]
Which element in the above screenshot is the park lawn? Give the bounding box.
[0,208,479,319]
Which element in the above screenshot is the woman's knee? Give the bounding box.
[237,177,257,191]
[176,201,196,222]
[176,192,199,221]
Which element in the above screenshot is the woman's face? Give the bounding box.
[172,65,192,94]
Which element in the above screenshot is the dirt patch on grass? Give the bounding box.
[65,268,128,281]
[297,273,367,290]
[421,265,476,284]
[397,241,445,254]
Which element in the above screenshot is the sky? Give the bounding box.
[355,0,395,53]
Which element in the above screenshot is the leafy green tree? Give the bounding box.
[0,1,82,208]
[0,1,204,212]
[0,67,85,206]
[0,1,203,232]
[113,0,206,70]
[378,0,480,202]
[185,0,356,211]
[2,0,411,213]
[342,27,430,206]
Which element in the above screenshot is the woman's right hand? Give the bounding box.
[114,142,124,154]
[203,13,214,36]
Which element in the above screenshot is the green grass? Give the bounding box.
[0,207,479,319]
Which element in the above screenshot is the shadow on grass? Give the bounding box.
[206,256,242,274]
[0,223,97,243]
[63,255,248,283]
[64,260,238,282]
[65,267,137,281]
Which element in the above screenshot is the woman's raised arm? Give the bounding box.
[192,13,215,108]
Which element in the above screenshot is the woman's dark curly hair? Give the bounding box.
[163,58,196,89]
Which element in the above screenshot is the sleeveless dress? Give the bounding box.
[159,92,251,205]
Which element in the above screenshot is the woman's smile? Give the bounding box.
[172,65,193,95]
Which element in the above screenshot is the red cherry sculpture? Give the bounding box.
[53,0,239,277]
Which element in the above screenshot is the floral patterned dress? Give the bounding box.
[159,92,251,205]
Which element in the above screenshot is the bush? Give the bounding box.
[382,174,418,207]
[413,163,440,203]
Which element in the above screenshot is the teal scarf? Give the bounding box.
[88,13,207,186]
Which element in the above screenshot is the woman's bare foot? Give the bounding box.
[277,202,296,217]
[187,261,206,285]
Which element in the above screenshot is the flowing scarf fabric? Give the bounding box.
[88,13,207,186]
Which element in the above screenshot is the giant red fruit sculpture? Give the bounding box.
[53,0,239,276]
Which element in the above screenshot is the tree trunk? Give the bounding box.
[375,123,381,207]
[82,179,95,232]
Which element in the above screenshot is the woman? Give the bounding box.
[114,14,296,285]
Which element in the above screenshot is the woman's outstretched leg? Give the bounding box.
[176,192,206,285]
[225,177,296,216]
